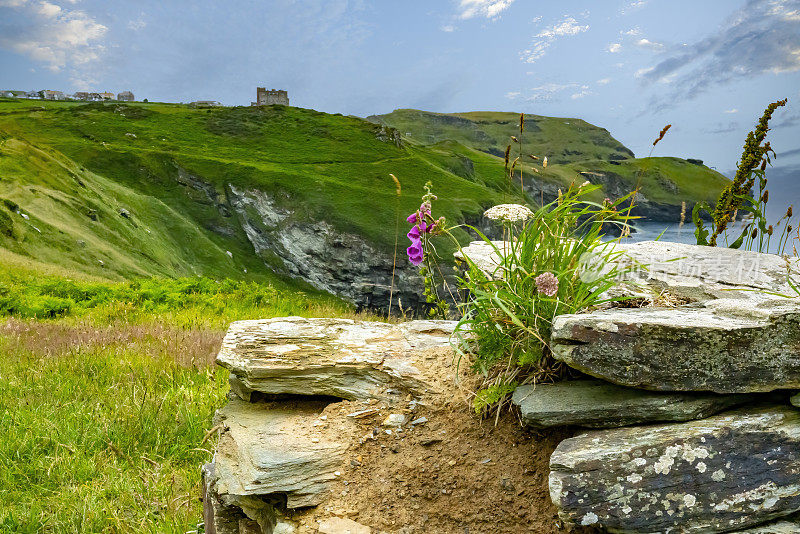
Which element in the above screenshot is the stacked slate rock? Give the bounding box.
[459,240,800,533]
[202,317,457,534]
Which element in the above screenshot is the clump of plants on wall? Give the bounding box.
[402,114,638,416]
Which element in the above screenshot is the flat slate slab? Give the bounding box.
[544,241,800,394]
[213,397,349,508]
[549,406,800,533]
[551,298,800,393]
[734,518,800,533]
[511,380,748,428]
[216,317,456,401]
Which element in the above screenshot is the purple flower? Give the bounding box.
[406,213,418,224]
[407,225,421,239]
[407,239,424,266]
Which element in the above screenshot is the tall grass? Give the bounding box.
[451,184,636,415]
[0,320,228,533]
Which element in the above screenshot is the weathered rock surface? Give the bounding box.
[549,406,800,533]
[512,379,748,428]
[792,393,800,408]
[551,299,800,393]
[216,317,456,401]
[734,517,800,533]
[546,241,800,393]
[227,184,425,311]
[213,397,349,508]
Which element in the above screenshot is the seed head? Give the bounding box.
[535,272,559,297]
[653,124,672,146]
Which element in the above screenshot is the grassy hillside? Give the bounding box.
[0,98,728,286]
[370,108,730,209]
[0,99,508,260]
[367,109,635,164]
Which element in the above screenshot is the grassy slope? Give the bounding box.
[371,109,730,207]
[0,99,729,286]
[0,99,505,258]
[367,109,635,164]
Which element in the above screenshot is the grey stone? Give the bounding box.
[549,406,800,533]
[512,380,748,428]
[544,241,800,393]
[216,317,456,401]
[551,299,800,393]
[792,393,800,408]
[227,185,427,311]
[733,517,800,533]
[213,397,348,508]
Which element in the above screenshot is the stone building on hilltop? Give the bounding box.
[252,87,289,106]
[117,91,135,101]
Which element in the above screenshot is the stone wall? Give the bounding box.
[202,241,800,533]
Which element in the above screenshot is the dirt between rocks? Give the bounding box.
[263,347,594,534]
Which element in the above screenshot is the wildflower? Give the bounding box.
[535,272,559,297]
[405,201,438,265]
[484,204,534,223]
[407,239,424,266]
[787,206,793,218]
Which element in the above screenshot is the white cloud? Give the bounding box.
[457,0,514,20]
[621,1,648,15]
[623,27,641,36]
[536,16,589,38]
[512,82,591,102]
[0,1,107,74]
[597,77,611,85]
[724,108,738,114]
[571,87,592,99]
[607,42,622,53]
[520,15,589,63]
[440,24,455,32]
[635,66,654,78]
[640,0,800,104]
[128,16,147,31]
[635,38,664,51]
[35,1,60,17]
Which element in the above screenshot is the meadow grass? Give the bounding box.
[0,265,369,533]
[0,319,227,533]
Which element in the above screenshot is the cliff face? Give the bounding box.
[227,184,424,312]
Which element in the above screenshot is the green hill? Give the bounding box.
[367,109,635,164]
[369,108,730,217]
[0,99,730,306]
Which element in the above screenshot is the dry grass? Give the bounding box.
[0,318,225,367]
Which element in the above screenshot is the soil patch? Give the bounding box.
[265,348,593,533]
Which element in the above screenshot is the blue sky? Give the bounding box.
[1,0,799,182]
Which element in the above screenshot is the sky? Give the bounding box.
[1,0,799,193]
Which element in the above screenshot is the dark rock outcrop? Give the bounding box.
[549,406,800,533]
